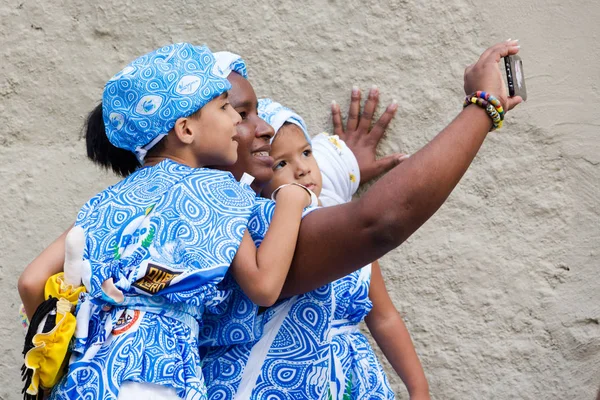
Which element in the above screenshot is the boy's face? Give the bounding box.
[190,93,242,166]
[262,124,322,199]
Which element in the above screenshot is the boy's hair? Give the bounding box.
[85,103,139,177]
[85,102,165,178]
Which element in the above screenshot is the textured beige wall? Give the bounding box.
[1,1,598,399]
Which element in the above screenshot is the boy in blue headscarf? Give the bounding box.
[47,43,316,400]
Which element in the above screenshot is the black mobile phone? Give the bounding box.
[504,55,527,101]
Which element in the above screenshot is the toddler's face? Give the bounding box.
[263,123,322,199]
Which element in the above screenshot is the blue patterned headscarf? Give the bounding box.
[258,98,311,144]
[213,51,248,79]
[102,43,231,161]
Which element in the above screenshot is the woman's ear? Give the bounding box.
[172,117,195,145]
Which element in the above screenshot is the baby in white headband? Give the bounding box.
[258,99,323,200]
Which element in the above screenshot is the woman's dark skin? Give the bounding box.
[217,72,411,297]
[219,72,278,194]
[18,41,522,317]
[281,41,522,295]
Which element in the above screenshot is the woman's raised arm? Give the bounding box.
[282,40,522,296]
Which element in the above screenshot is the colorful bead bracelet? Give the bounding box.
[463,92,504,131]
[474,91,504,119]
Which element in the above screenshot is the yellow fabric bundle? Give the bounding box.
[23,272,85,396]
[44,272,86,305]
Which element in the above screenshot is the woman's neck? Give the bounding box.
[251,180,265,195]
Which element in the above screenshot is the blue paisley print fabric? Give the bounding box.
[328,267,395,399]
[103,43,230,160]
[50,159,268,400]
[201,267,395,400]
[201,285,334,400]
[199,132,395,398]
[257,98,311,145]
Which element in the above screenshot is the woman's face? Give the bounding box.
[219,72,275,193]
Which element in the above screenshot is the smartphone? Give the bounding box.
[504,55,527,101]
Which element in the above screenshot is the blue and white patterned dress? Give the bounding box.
[328,267,395,399]
[200,133,395,399]
[50,159,270,400]
[200,267,394,400]
[201,284,334,399]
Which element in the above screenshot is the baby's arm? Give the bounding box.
[231,185,310,307]
[365,260,430,399]
[18,224,72,319]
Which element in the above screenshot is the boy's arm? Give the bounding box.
[231,185,310,307]
[18,224,72,319]
[365,260,430,399]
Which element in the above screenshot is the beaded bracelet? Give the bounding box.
[464,92,505,119]
[463,92,504,131]
[475,91,504,119]
[270,182,319,208]
[467,97,502,127]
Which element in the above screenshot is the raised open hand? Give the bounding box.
[331,86,409,184]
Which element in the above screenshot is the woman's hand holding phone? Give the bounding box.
[464,40,524,112]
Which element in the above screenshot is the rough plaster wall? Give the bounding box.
[0,0,598,399]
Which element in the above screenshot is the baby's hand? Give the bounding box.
[271,183,317,208]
